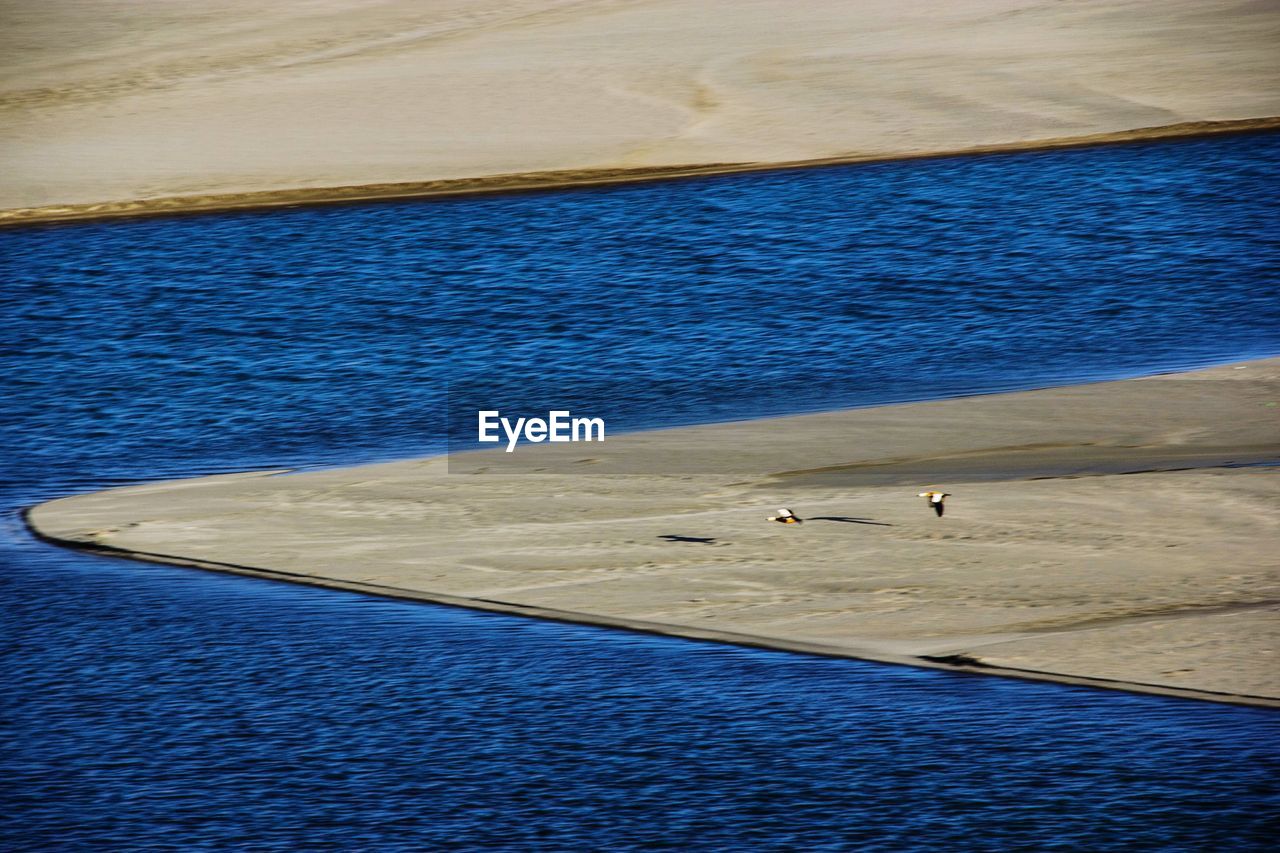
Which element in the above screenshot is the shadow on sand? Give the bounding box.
[809,516,894,526]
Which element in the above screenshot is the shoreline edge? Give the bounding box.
[4,117,1278,229]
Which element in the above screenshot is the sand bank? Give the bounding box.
[0,118,1276,228]
[4,1,1280,224]
[28,360,1280,706]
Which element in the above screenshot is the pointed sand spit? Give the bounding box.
[28,359,1280,706]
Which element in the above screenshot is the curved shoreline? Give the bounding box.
[21,508,1279,709]
[4,117,1278,229]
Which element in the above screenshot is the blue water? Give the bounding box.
[2,132,1279,849]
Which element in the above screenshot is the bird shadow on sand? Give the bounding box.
[809,516,894,526]
[658,535,718,544]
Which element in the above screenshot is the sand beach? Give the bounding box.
[28,359,1280,705]
[3,0,1279,224]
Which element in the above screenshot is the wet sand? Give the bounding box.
[28,359,1280,706]
[4,1,1280,224]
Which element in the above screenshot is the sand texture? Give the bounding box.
[28,360,1280,705]
[4,1,1280,223]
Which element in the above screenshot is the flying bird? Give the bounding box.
[768,507,803,524]
[918,490,951,517]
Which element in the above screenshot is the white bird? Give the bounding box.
[768,507,803,525]
[918,490,951,517]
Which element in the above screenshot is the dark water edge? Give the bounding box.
[3,132,1279,849]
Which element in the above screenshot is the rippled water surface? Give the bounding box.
[3,133,1279,849]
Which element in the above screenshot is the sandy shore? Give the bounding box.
[4,1,1279,224]
[1,118,1277,228]
[28,359,1280,706]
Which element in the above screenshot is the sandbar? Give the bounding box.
[28,359,1280,706]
